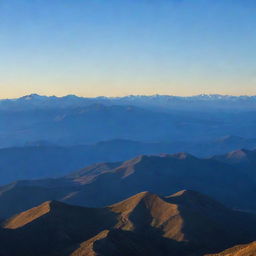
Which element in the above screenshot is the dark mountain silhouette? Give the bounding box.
[1,151,256,218]
[1,190,256,256]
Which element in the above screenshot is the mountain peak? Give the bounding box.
[1,191,256,256]
[109,191,179,232]
[109,191,169,216]
[223,149,250,164]
[20,94,45,101]
[109,191,157,211]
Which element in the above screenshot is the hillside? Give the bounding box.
[207,242,256,256]
[1,190,256,256]
[0,150,256,218]
[0,136,256,184]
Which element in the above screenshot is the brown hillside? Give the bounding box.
[206,241,256,256]
[3,200,52,229]
[2,151,256,219]
[1,190,256,256]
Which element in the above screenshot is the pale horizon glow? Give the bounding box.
[1,0,256,98]
[2,91,256,101]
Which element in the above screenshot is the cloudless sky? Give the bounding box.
[0,0,256,98]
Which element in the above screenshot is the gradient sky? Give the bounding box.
[0,0,256,97]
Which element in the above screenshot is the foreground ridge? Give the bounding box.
[1,190,256,256]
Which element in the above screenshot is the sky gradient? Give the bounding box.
[1,0,256,97]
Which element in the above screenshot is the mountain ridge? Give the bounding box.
[1,190,256,256]
[2,93,256,101]
[1,93,256,111]
[0,137,256,184]
[0,149,256,218]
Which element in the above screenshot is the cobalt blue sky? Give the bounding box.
[0,0,256,97]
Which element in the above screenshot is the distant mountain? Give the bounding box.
[1,150,256,218]
[1,137,256,185]
[2,95,256,148]
[0,103,222,147]
[1,190,256,256]
[213,148,256,166]
[182,135,256,157]
[1,94,256,111]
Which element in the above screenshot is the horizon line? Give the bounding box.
[1,93,256,101]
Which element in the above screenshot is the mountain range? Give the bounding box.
[0,136,255,185]
[1,149,256,218]
[1,190,256,256]
[1,94,256,255]
[1,94,256,111]
[1,98,256,148]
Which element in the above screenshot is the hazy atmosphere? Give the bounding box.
[1,0,256,97]
[1,1,256,256]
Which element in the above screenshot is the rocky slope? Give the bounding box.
[1,190,256,256]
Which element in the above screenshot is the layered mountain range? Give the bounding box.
[0,135,255,184]
[1,149,256,218]
[1,190,256,256]
[1,95,256,255]
[1,94,256,111]
[1,94,256,148]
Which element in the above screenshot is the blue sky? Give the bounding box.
[0,0,256,97]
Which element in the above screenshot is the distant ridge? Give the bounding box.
[1,93,256,149]
[0,135,256,184]
[2,93,256,101]
[1,93,256,111]
[1,150,256,218]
